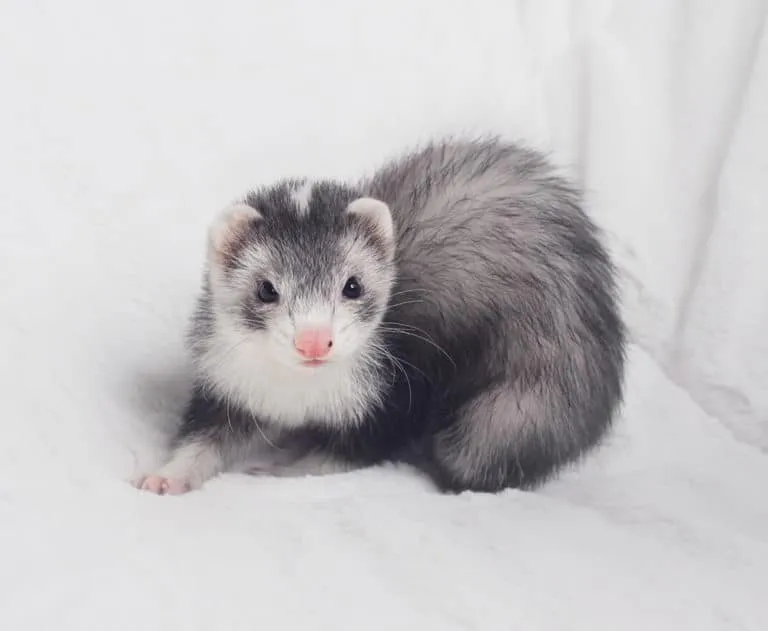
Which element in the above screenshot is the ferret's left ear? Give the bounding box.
[346,197,394,244]
[208,203,262,267]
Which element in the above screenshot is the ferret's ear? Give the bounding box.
[346,197,394,243]
[208,203,261,266]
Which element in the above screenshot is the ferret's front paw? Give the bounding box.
[135,475,192,495]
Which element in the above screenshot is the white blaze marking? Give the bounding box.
[291,180,314,215]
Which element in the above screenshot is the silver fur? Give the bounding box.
[137,137,626,495]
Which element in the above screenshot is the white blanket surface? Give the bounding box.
[1,2,766,629]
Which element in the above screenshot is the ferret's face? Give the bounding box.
[207,182,395,371]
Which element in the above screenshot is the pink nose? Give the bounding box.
[294,328,334,360]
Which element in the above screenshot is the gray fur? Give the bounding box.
[138,136,626,495]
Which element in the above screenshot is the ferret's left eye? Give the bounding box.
[342,277,363,299]
[257,281,280,303]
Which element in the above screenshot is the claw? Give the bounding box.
[137,475,192,495]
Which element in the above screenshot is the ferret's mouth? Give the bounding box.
[300,359,328,368]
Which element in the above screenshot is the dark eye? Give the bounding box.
[342,276,363,299]
[257,281,279,303]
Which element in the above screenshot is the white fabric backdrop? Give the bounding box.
[1,1,766,629]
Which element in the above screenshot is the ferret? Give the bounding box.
[137,137,626,495]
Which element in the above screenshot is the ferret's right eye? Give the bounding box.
[257,281,279,303]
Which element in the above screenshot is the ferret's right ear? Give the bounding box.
[346,197,394,247]
[208,203,261,266]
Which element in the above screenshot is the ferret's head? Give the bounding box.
[205,180,395,372]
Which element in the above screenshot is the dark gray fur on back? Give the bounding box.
[360,139,626,490]
[171,137,626,493]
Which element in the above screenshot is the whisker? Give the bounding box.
[387,299,426,310]
[225,400,235,433]
[390,354,431,383]
[369,338,432,383]
[205,336,251,371]
[371,344,412,413]
[199,335,282,451]
[378,326,456,367]
[388,288,435,300]
[380,321,446,345]
[253,416,280,450]
[243,357,282,451]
